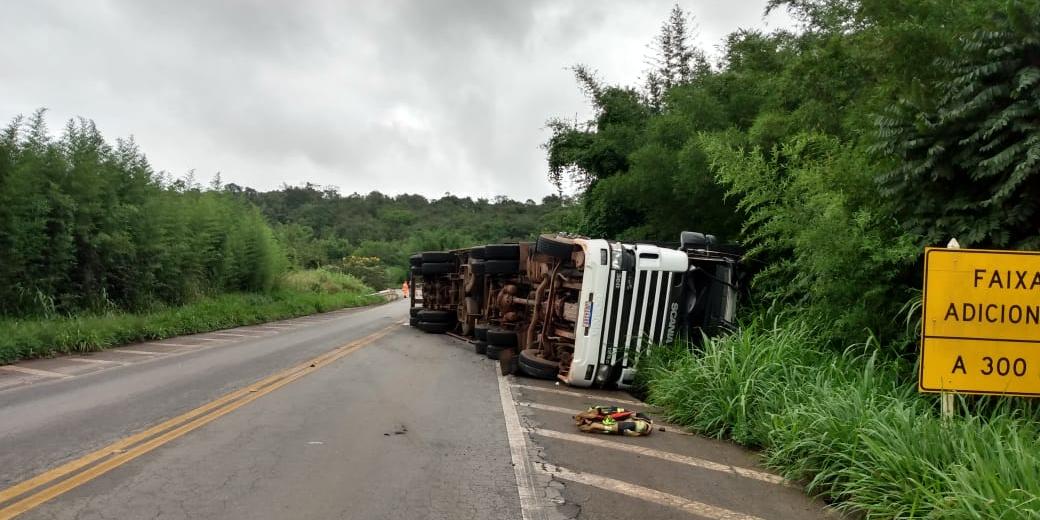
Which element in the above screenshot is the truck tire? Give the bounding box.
[474,341,488,355]
[485,244,520,260]
[421,251,453,263]
[422,262,454,275]
[485,260,519,275]
[536,235,574,259]
[469,247,486,260]
[469,259,486,276]
[518,349,560,380]
[409,307,422,318]
[417,309,454,323]
[409,254,423,266]
[409,317,420,327]
[418,321,453,334]
[474,324,489,341]
[486,327,518,347]
[486,343,515,360]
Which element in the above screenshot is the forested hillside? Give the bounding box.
[228,184,567,288]
[546,1,1040,516]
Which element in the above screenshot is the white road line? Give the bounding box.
[540,464,765,520]
[531,428,788,486]
[193,337,228,342]
[497,371,555,520]
[510,383,644,406]
[0,365,71,379]
[144,342,197,348]
[517,401,694,436]
[210,332,255,338]
[113,349,164,356]
[65,358,127,366]
[517,401,575,415]
[251,325,295,331]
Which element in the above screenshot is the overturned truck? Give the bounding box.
[408,232,740,388]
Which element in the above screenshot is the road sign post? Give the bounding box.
[920,242,1040,401]
[939,239,959,420]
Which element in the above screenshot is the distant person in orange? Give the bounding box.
[402,280,409,298]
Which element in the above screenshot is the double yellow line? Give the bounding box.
[0,323,399,519]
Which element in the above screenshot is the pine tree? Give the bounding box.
[644,4,710,109]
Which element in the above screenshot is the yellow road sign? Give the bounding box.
[921,247,1040,396]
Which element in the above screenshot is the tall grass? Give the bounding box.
[0,270,378,364]
[639,318,1040,518]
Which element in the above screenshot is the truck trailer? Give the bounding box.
[408,231,740,388]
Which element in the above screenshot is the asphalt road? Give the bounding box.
[0,299,835,520]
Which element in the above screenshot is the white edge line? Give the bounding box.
[113,349,164,356]
[143,342,197,348]
[511,383,644,406]
[498,371,552,520]
[0,365,71,379]
[518,401,696,436]
[541,463,765,520]
[65,358,127,366]
[531,428,789,486]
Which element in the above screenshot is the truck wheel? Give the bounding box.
[417,309,454,323]
[536,235,574,259]
[486,327,518,346]
[418,321,453,334]
[409,254,423,266]
[421,251,453,263]
[484,260,519,275]
[499,349,518,376]
[518,349,560,380]
[469,247,486,260]
[485,244,520,260]
[486,343,515,360]
[409,307,422,318]
[474,324,489,341]
[421,262,454,275]
[409,317,420,327]
[474,341,488,355]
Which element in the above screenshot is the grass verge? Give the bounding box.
[0,270,381,365]
[638,317,1040,518]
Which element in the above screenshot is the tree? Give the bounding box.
[874,1,1040,249]
[644,4,710,110]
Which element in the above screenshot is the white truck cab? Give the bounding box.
[563,237,737,388]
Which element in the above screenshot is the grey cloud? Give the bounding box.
[0,1,791,200]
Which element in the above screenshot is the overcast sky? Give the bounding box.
[1,1,793,200]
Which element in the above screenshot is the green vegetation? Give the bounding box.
[0,270,379,364]
[0,110,552,361]
[230,184,566,285]
[548,1,1040,516]
[638,320,1040,517]
[0,111,286,318]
